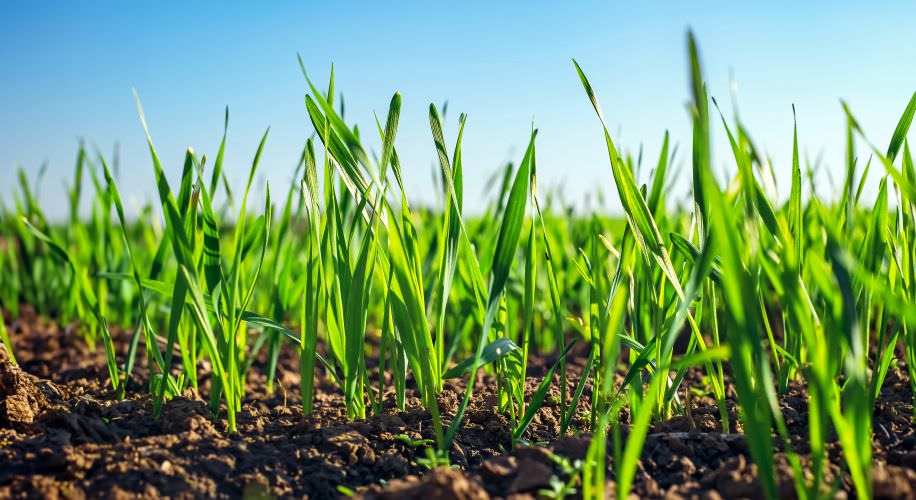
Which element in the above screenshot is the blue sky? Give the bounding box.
[2,1,914,218]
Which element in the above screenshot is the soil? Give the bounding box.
[1,305,914,499]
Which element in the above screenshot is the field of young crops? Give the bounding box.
[1,33,915,499]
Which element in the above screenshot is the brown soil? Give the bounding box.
[1,306,914,499]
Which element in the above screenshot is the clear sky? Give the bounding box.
[2,1,915,218]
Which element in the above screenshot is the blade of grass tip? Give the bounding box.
[572,59,685,299]
[69,146,86,225]
[887,91,916,162]
[854,157,872,207]
[431,111,466,370]
[648,131,670,216]
[299,62,379,189]
[842,103,916,210]
[210,107,229,196]
[378,92,403,188]
[176,149,196,216]
[789,104,803,265]
[427,103,487,324]
[688,30,711,233]
[303,139,320,209]
[304,95,379,225]
[711,97,760,224]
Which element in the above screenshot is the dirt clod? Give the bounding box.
[0,343,48,427]
[508,457,552,493]
[374,467,489,500]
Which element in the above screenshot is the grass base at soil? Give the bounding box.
[1,306,915,499]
